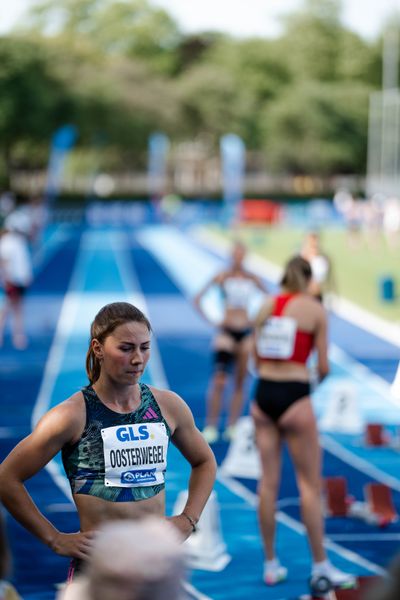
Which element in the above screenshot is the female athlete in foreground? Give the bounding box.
[0,302,216,575]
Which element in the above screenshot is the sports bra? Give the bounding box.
[61,383,171,502]
[257,294,314,364]
[221,275,255,311]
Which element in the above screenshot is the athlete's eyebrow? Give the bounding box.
[119,340,150,345]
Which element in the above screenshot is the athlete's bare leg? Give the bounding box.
[227,337,251,427]
[252,403,282,560]
[206,370,228,426]
[281,398,326,562]
[10,297,27,349]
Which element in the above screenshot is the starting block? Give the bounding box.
[365,423,389,447]
[324,477,354,517]
[364,423,400,450]
[324,477,398,527]
[364,483,398,526]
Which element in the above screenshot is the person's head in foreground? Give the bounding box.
[365,554,400,600]
[60,517,186,600]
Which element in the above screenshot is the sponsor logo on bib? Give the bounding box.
[120,469,157,485]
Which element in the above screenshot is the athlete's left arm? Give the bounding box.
[314,305,329,381]
[165,392,217,539]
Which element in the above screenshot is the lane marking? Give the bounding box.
[218,473,386,576]
[182,582,213,600]
[321,434,400,491]
[329,534,400,542]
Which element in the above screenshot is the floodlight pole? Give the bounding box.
[383,24,399,91]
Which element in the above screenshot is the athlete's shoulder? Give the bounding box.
[302,294,326,320]
[146,385,190,432]
[39,391,85,428]
[32,391,85,446]
[146,385,183,406]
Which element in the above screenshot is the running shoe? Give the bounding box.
[311,561,356,588]
[222,425,237,441]
[202,425,219,444]
[263,560,288,586]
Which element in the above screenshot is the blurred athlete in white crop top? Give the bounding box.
[194,241,268,443]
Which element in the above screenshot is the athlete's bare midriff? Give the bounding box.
[257,360,310,383]
[74,489,166,531]
[221,307,252,330]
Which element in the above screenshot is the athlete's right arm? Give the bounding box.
[193,273,222,324]
[0,395,94,559]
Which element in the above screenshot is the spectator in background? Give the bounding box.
[0,210,33,349]
[57,517,187,600]
[0,510,22,600]
[334,191,363,249]
[301,231,335,304]
[383,197,400,250]
[0,192,16,229]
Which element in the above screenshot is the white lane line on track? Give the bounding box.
[218,473,386,576]
[32,291,81,430]
[329,534,400,542]
[321,434,400,491]
[329,344,399,408]
[110,233,169,389]
[32,224,72,272]
[182,582,213,600]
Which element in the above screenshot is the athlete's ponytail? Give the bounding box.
[86,302,152,385]
[280,255,312,293]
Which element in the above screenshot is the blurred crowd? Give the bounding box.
[334,190,400,248]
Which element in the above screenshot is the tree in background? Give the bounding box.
[2,0,390,185]
[0,36,75,187]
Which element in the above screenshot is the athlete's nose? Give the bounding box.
[130,348,144,364]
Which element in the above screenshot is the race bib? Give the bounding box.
[101,422,168,488]
[256,316,297,359]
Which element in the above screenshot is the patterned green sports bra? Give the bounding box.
[61,383,171,502]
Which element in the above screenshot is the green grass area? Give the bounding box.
[209,225,400,323]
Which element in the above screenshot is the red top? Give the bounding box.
[260,293,314,364]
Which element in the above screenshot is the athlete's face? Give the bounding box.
[93,321,151,385]
[232,243,246,268]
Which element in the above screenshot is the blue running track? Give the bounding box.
[1,220,399,599]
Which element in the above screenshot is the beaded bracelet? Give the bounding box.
[182,511,197,532]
